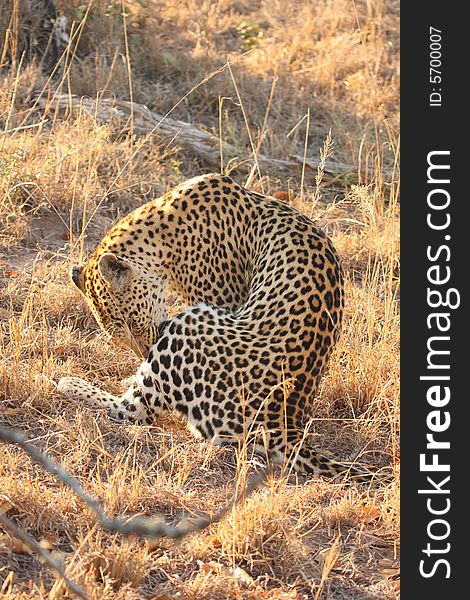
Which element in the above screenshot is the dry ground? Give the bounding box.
[0,1,399,598]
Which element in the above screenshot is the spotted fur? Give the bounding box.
[59,173,371,481]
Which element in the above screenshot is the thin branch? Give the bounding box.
[0,512,87,599]
[0,425,268,540]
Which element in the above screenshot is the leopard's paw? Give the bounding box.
[57,376,97,402]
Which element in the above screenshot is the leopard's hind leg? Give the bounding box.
[57,376,154,425]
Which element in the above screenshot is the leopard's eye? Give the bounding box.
[130,317,150,334]
[130,318,142,332]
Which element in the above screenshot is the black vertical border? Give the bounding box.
[401,3,467,598]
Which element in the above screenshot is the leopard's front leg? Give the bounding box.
[57,376,155,425]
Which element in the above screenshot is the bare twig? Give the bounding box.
[0,512,87,599]
[0,424,268,540]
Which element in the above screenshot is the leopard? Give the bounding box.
[58,173,372,481]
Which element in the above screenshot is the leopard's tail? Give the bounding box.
[276,438,388,484]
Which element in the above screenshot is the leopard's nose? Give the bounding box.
[71,265,85,291]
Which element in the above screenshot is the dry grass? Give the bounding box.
[1,0,399,597]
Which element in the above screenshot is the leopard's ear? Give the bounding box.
[71,265,85,292]
[98,253,132,289]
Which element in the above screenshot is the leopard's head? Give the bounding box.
[71,253,168,358]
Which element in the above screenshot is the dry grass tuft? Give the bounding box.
[1,0,399,597]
